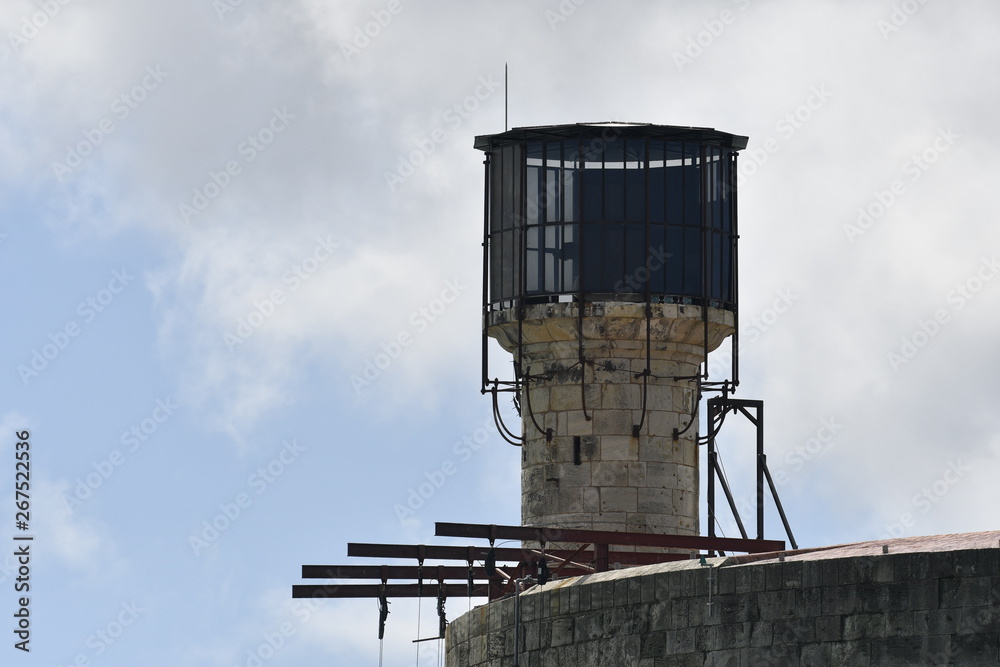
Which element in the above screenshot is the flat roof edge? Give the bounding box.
[474,122,748,151]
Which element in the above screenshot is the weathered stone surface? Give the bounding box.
[445,549,1000,667]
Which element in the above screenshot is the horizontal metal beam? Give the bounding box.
[292,584,490,599]
[303,565,489,580]
[346,543,690,565]
[434,522,784,553]
[347,543,493,561]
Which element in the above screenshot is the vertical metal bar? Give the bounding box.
[756,403,765,541]
[731,150,740,387]
[482,151,491,393]
[634,138,651,438]
[594,543,609,573]
[577,137,589,421]
[700,144,709,379]
[707,399,717,542]
[516,143,526,393]
[513,581,521,666]
[680,142,686,297]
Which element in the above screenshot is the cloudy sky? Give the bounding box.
[1,0,999,664]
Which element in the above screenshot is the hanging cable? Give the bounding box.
[522,375,552,442]
[491,385,524,446]
[537,539,550,585]
[377,580,389,667]
[674,376,703,440]
[436,580,447,638]
[436,579,447,667]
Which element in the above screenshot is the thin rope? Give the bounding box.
[415,597,421,667]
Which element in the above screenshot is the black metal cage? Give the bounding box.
[475,123,747,315]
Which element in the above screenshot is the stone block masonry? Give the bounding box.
[445,535,1000,666]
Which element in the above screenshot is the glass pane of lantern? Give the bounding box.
[625,166,645,223]
[562,167,576,223]
[526,163,539,225]
[665,143,683,226]
[649,140,665,224]
[604,138,624,165]
[544,225,559,293]
[605,167,624,222]
[683,227,702,296]
[665,226,683,296]
[721,230,732,303]
[526,141,543,161]
[580,225,601,292]
[491,147,503,233]
[624,223,646,293]
[501,230,514,300]
[563,140,578,222]
[525,226,540,295]
[512,227,522,298]
[562,223,578,292]
[581,167,602,223]
[602,223,625,291]
[502,147,514,230]
[648,224,666,294]
[683,146,701,228]
[712,231,723,299]
[511,143,523,230]
[490,231,502,304]
[545,168,560,223]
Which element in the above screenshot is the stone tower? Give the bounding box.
[476,123,746,536]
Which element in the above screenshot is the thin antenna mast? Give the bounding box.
[505,63,508,131]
